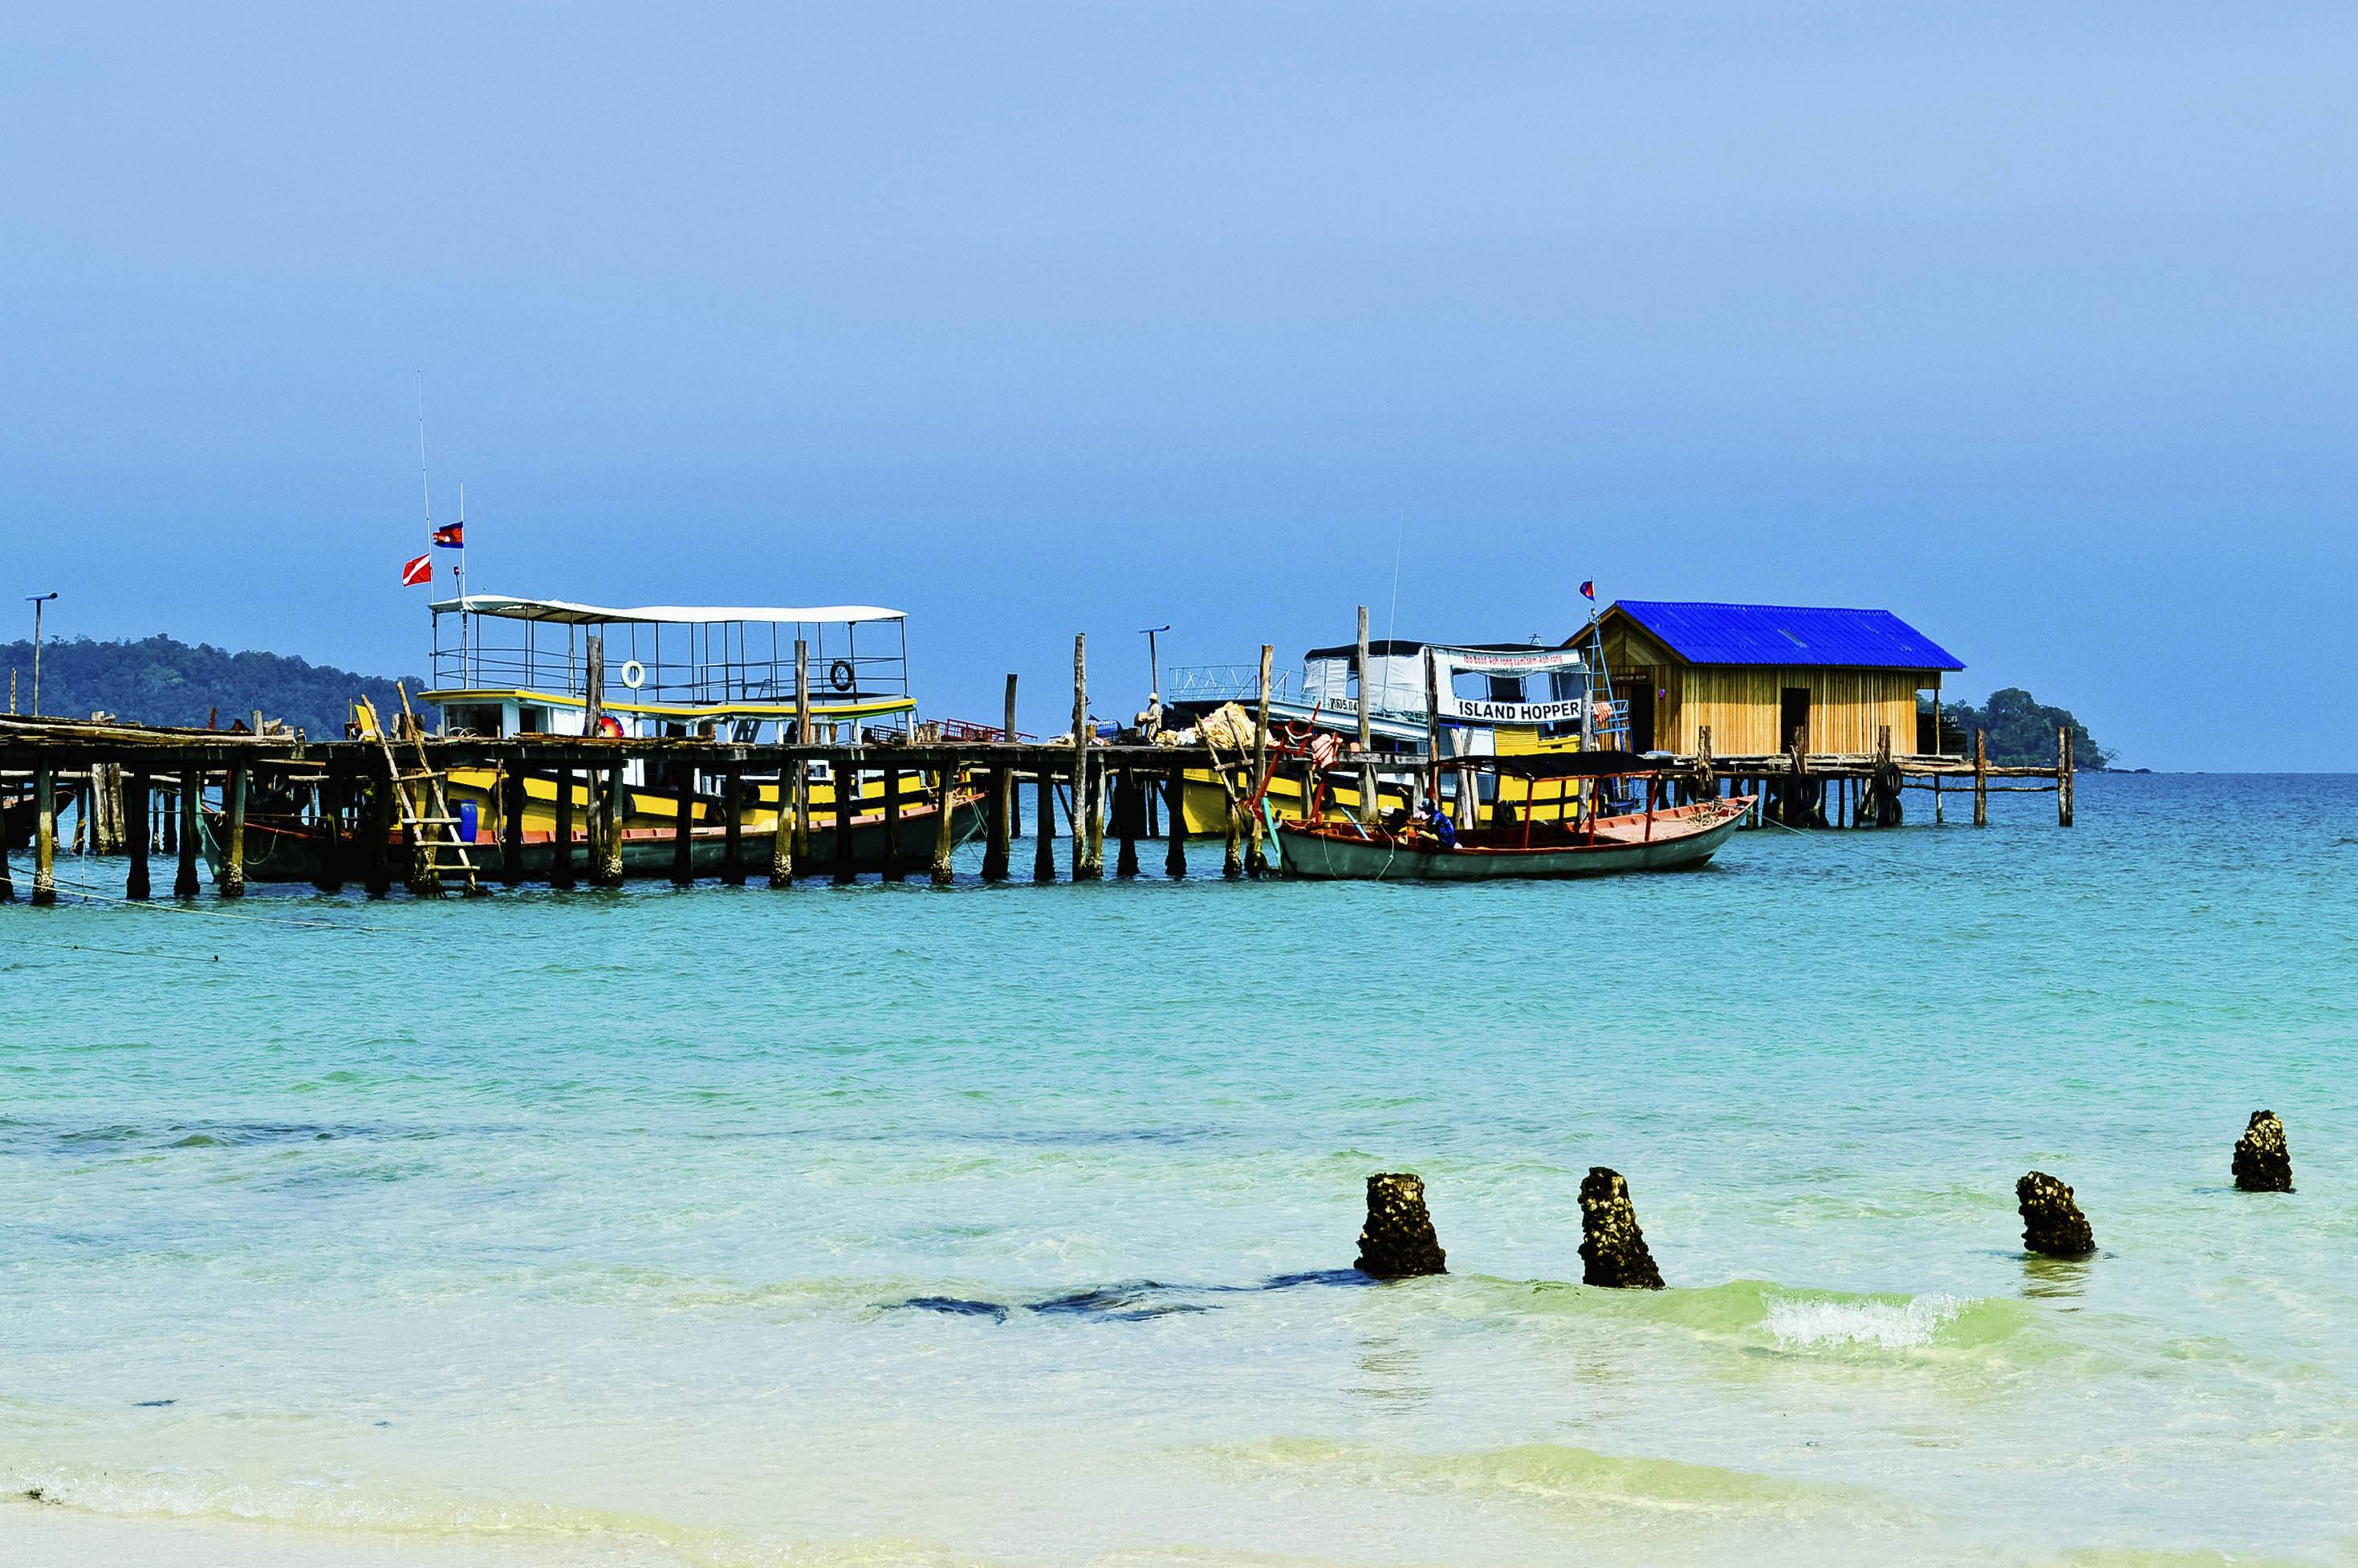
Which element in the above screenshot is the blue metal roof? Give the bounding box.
[1608,600,1962,670]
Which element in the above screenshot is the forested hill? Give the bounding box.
[1931,687,2113,770]
[0,635,429,739]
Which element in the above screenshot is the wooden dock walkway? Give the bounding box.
[0,706,2075,904]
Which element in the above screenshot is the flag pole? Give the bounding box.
[457,481,470,684]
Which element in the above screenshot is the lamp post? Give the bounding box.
[25,592,56,717]
[1137,624,1169,706]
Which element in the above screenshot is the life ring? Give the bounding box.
[828,658,856,693]
[620,659,646,690]
[590,714,624,739]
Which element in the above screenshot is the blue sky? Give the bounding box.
[4,2,2352,767]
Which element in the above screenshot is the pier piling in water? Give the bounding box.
[931,768,955,886]
[880,764,904,882]
[2016,1172,2096,1257]
[1070,636,1096,881]
[31,766,56,905]
[1114,766,1140,878]
[1578,1167,1666,1289]
[124,770,152,900]
[1246,644,1272,877]
[499,765,525,887]
[220,764,249,900]
[2231,1111,2294,1192]
[722,770,746,886]
[1974,729,1989,827]
[549,766,575,890]
[1355,1173,1447,1278]
[833,757,856,884]
[316,767,348,893]
[672,769,696,885]
[982,675,1014,881]
[1164,764,1186,878]
[1032,766,1057,882]
[596,763,625,887]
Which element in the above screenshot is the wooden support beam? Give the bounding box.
[0,786,12,902]
[30,766,56,904]
[1115,766,1140,877]
[788,637,811,877]
[880,762,904,882]
[220,764,249,899]
[931,767,956,886]
[595,763,625,886]
[1248,643,1273,877]
[160,782,178,855]
[722,768,746,884]
[2059,725,2075,827]
[672,769,696,885]
[176,774,204,897]
[314,768,347,893]
[1084,754,1106,877]
[982,762,1010,882]
[833,757,856,884]
[1006,675,1024,839]
[1356,605,1376,824]
[551,765,577,889]
[124,770,152,900]
[499,763,525,887]
[1071,635,1095,880]
[1033,765,1058,881]
[1974,729,1989,828]
[1164,763,1186,878]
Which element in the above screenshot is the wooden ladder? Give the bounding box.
[359,689,482,894]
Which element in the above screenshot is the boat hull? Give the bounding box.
[1275,799,1751,880]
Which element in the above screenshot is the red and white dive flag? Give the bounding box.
[400,554,433,586]
[432,522,465,548]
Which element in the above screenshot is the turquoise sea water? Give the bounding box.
[3,774,2356,1566]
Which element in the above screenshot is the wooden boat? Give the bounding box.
[1272,748,1753,881]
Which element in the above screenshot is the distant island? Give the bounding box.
[0,634,429,739]
[1928,687,2112,770]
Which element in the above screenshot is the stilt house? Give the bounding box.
[1589,600,1963,756]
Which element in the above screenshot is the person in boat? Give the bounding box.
[1421,794,1457,850]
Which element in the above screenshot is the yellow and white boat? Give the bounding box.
[421,594,980,876]
[1165,638,1629,835]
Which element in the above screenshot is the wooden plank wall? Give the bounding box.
[1648,667,1928,754]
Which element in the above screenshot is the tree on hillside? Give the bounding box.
[1927,687,2112,770]
[1,635,433,738]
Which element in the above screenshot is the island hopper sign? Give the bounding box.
[1325,644,1594,726]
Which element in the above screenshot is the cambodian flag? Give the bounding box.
[433,522,464,548]
[1579,580,1596,601]
[400,554,432,586]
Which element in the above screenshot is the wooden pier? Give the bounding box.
[0,701,2075,905]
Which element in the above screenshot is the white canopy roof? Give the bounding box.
[431,594,905,626]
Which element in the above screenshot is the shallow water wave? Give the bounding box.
[1221,1436,1853,1517]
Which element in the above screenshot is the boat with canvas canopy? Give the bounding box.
[199,594,981,882]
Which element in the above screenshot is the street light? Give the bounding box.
[25,592,56,717]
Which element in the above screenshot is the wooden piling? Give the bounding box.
[1222,758,1244,876]
[880,763,905,882]
[177,773,204,897]
[1071,636,1096,880]
[982,675,1015,881]
[672,766,697,885]
[1085,754,1107,877]
[720,769,746,885]
[2059,725,2075,827]
[498,763,524,887]
[31,766,57,905]
[789,638,812,874]
[1422,646,1443,807]
[1006,673,1024,839]
[221,764,249,899]
[596,763,625,886]
[834,756,856,884]
[160,782,178,855]
[1974,729,1989,827]
[316,767,347,893]
[1115,766,1140,877]
[0,794,11,901]
[1164,763,1186,878]
[1247,643,1273,877]
[550,766,577,889]
[1033,766,1058,881]
[1356,605,1376,823]
[931,767,956,886]
[124,770,152,900]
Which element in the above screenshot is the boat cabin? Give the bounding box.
[422,595,916,752]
